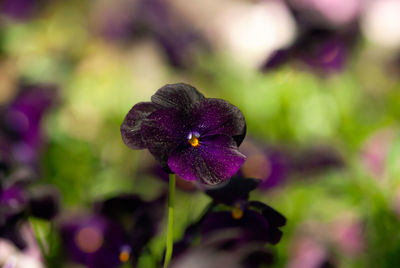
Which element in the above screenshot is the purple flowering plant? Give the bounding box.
[0,169,59,250]
[121,83,246,185]
[121,83,248,267]
[59,193,165,268]
[170,176,286,267]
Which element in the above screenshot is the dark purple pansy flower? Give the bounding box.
[170,176,285,267]
[203,176,286,246]
[60,193,165,267]
[121,83,246,185]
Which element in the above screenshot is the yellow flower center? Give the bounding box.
[188,136,200,147]
[232,204,243,220]
[119,250,130,263]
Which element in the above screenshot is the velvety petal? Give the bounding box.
[201,210,272,245]
[192,98,246,146]
[29,187,59,220]
[120,102,158,150]
[141,108,189,170]
[168,135,246,184]
[94,194,144,219]
[241,249,274,268]
[248,201,286,227]
[205,176,260,205]
[151,83,205,113]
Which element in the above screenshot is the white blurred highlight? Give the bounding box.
[0,239,43,268]
[290,0,362,25]
[362,0,400,49]
[212,1,296,68]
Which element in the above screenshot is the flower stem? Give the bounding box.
[30,220,48,265]
[163,173,175,268]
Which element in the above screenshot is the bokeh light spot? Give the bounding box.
[75,226,104,253]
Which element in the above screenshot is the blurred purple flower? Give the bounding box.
[92,0,209,69]
[203,177,286,246]
[240,140,291,190]
[170,176,284,267]
[239,139,343,190]
[183,178,282,247]
[121,83,246,185]
[201,208,284,247]
[60,215,126,268]
[60,193,165,267]
[0,171,59,249]
[201,177,286,245]
[1,0,50,21]
[290,145,344,176]
[286,0,363,27]
[262,0,361,75]
[0,84,58,168]
[262,27,358,74]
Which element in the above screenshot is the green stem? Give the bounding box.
[30,220,47,264]
[163,173,175,268]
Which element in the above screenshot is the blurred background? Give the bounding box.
[1,0,400,267]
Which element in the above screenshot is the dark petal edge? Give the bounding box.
[151,83,205,113]
[121,102,158,150]
[247,201,286,227]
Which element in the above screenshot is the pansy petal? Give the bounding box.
[242,249,274,268]
[248,201,286,227]
[141,108,189,170]
[29,187,59,220]
[168,135,246,184]
[205,176,260,205]
[192,98,246,146]
[120,102,158,150]
[151,83,205,112]
[201,210,271,244]
[94,194,144,219]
